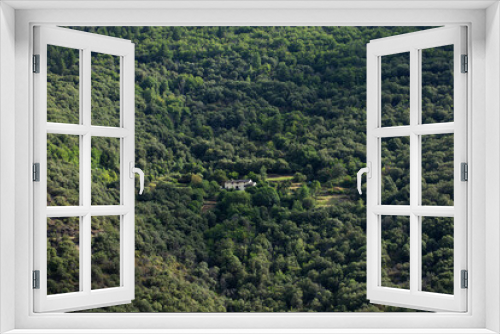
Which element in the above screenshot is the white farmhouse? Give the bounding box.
[224,179,257,190]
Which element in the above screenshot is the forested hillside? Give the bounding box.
[45,26,454,312]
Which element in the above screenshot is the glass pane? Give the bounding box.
[91,52,121,127]
[421,45,454,124]
[381,52,410,127]
[47,217,80,295]
[421,217,454,294]
[47,134,80,206]
[47,45,80,124]
[91,137,120,205]
[422,134,454,206]
[91,216,120,289]
[381,137,410,205]
[381,215,410,289]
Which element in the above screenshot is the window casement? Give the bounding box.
[33,26,141,312]
[361,26,468,312]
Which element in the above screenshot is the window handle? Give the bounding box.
[357,162,371,195]
[130,162,144,195]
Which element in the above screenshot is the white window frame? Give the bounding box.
[1,1,499,333]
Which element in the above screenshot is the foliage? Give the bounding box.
[45,26,454,312]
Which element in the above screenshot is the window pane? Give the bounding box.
[381,215,410,289]
[422,134,454,206]
[381,137,410,205]
[47,45,80,124]
[381,52,410,127]
[91,52,120,127]
[421,217,454,294]
[47,217,80,295]
[421,45,454,124]
[91,137,120,205]
[47,134,80,206]
[91,216,120,289]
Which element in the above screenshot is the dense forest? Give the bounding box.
[45,26,455,312]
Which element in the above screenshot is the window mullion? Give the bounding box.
[373,205,454,217]
[409,47,420,294]
[82,48,92,294]
[78,49,84,292]
[373,123,454,138]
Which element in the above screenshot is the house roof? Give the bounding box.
[226,179,253,183]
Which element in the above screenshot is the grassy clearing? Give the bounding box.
[202,200,217,212]
[316,195,336,206]
[316,194,349,206]
[289,183,303,190]
[267,175,294,182]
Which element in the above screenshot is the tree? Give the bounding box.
[260,166,267,181]
[252,187,280,207]
[293,172,307,183]
[212,169,228,184]
[190,174,203,185]
[310,180,321,197]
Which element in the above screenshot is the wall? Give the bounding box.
[486,2,500,333]
[0,2,16,333]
